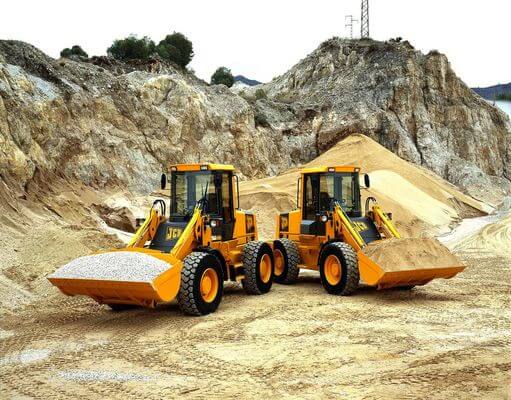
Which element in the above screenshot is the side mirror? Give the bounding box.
[364,173,370,188]
[161,173,167,190]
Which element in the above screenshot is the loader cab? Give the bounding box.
[168,165,236,241]
[300,167,362,235]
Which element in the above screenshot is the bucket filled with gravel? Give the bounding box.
[48,251,171,283]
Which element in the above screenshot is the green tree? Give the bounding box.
[60,45,88,58]
[211,67,234,87]
[156,32,194,67]
[107,35,155,61]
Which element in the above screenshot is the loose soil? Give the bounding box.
[362,238,461,272]
[1,215,510,399]
[1,135,509,399]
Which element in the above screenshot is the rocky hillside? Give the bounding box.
[0,40,313,199]
[1,38,510,207]
[250,38,511,204]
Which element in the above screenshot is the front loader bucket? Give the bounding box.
[357,238,465,289]
[47,249,183,307]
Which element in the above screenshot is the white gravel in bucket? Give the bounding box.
[48,251,170,282]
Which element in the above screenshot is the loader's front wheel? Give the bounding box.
[319,242,359,295]
[177,252,223,316]
[242,241,274,295]
[273,239,300,284]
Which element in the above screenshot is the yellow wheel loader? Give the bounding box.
[48,164,274,316]
[272,166,464,294]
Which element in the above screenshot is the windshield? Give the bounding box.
[171,171,219,215]
[304,172,360,218]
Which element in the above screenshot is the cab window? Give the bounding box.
[171,172,219,216]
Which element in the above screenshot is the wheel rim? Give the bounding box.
[200,268,219,303]
[324,255,342,285]
[274,249,284,277]
[259,253,272,283]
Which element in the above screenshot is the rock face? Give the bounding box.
[0,40,314,198]
[1,38,510,205]
[252,38,511,203]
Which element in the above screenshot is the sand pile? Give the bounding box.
[48,252,169,282]
[362,238,461,272]
[240,135,490,239]
[452,213,511,257]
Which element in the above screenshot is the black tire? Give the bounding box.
[273,239,300,284]
[177,252,223,316]
[107,304,138,311]
[319,242,359,295]
[242,241,274,295]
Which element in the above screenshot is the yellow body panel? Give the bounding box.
[169,163,235,172]
[300,166,360,174]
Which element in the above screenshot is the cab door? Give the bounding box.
[300,174,326,236]
[219,172,234,240]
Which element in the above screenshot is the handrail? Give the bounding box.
[296,177,301,209]
[234,174,240,209]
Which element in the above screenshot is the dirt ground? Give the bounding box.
[1,135,509,399]
[1,218,510,399]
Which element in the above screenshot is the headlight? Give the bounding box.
[210,220,218,227]
[320,215,328,222]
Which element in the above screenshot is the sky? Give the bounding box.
[0,0,509,87]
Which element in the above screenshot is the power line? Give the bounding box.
[345,15,358,39]
[361,0,369,38]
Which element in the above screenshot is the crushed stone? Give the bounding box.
[48,251,169,282]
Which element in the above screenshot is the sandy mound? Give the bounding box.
[240,134,490,240]
[363,238,461,272]
[240,191,295,240]
[452,213,511,257]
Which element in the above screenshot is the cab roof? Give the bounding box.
[300,166,360,174]
[169,163,235,172]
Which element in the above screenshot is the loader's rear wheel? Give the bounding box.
[242,241,274,295]
[177,252,223,316]
[319,242,359,295]
[273,239,300,284]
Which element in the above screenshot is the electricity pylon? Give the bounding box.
[361,0,369,38]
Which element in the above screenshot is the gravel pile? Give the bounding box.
[48,251,170,282]
[57,370,153,382]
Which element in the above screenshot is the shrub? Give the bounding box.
[255,88,267,100]
[60,45,88,58]
[211,67,234,87]
[107,35,155,61]
[156,32,194,68]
